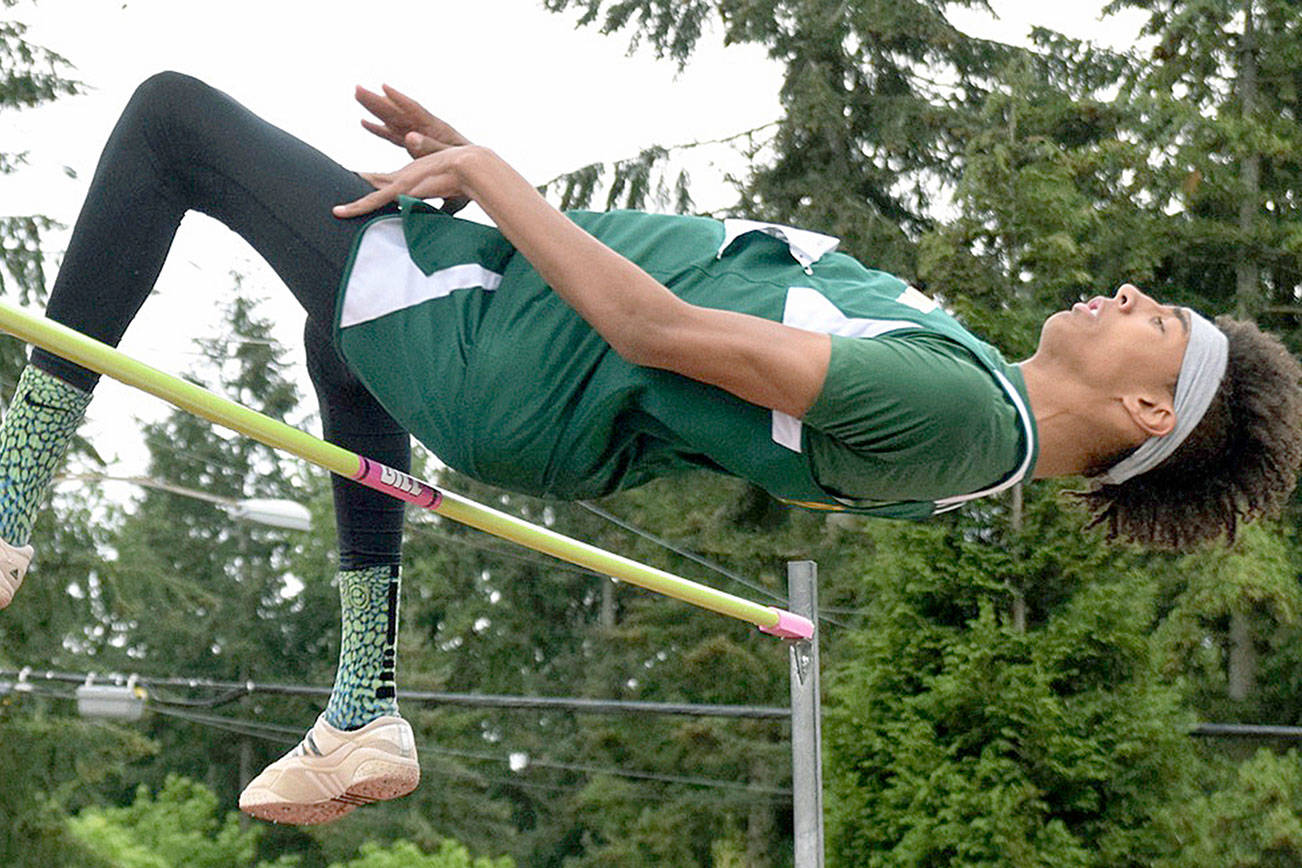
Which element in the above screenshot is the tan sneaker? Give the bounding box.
[0,537,33,609]
[239,714,419,825]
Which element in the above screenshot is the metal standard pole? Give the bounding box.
[788,561,824,867]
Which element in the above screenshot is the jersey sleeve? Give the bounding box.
[800,333,1023,502]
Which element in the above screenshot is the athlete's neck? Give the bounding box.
[1017,357,1135,480]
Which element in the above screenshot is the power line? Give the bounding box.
[819,606,874,617]
[129,705,795,800]
[535,120,781,193]
[577,500,849,630]
[0,669,791,719]
[3,672,792,800]
[13,672,1298,744]
[404,518,612,581]
[145,706,582,798]
[578,500,788,607]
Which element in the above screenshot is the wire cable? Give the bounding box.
[3,669,791,719]
[577,500,787,606]
[15,681,793,803]
[404,519,612,581]
[577,500,847,629]
[5,668,793,800]
[149,706,792,801]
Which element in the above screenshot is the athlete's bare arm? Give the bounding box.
[335,103,830,419]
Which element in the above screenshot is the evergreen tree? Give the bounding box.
[1109,0,1302,724]
[538,3,1227,865]
[15,2,1297,864]
[0,701,154,867]
[0,6,148,866]
[917,30,1149,356]
[67,775,514,868]
[0,0,78,314]
[536,2,1302,862]
[1106,0,1302,331]
[1151,747,1302,866]
[88,290,332,815]
[67,775,289,868]
[544,0,1020,276]
[822,493,1206,866]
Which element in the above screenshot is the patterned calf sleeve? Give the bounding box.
[323,564,401,730]
[0,366,92,546]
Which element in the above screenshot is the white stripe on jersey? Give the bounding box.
[772,286,915,452]
[340,218,502,328]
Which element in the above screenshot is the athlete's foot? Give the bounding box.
[0,537,33,609]
[239,714,419,825]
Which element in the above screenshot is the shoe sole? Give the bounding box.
[241,755,420,826]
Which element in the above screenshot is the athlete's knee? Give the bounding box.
[129,70,209,108]
[122,71,219,140]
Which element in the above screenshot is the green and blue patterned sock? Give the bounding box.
[0,366,92,546]
[323,563,401,730]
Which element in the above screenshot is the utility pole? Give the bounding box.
[787,561,824,867]
[1229,0,1261,704]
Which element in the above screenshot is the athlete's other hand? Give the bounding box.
[354,84,472,215]
[355,84,470,158]
[333,145,487,219]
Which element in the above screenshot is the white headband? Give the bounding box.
[1099,310,1228,485]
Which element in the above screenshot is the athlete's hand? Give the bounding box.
[355,84,470,159]
[354,84,473,214]
[333,145,485,219]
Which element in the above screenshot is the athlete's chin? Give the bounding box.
[1038,309,1074,338]
[1034,310,1084,358]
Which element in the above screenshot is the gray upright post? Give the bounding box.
[788,560,824,867]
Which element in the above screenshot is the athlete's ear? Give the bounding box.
[1121,390,1175,438]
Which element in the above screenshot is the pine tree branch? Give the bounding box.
[536,120,779,193]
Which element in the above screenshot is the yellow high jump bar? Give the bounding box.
[0,300,813,640]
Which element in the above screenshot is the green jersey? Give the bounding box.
[335,199,1037,519]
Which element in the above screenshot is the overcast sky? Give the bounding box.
[4,0,1146,487]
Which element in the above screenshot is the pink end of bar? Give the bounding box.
[757,607,815,640]
[353,457,443,510]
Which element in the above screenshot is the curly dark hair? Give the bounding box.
[1071,316,1302,549]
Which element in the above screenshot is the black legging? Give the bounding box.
[34,71,408,569]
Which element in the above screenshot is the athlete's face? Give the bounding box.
[1037,284,1190,411]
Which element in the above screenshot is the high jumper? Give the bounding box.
[0,72,1297,824]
